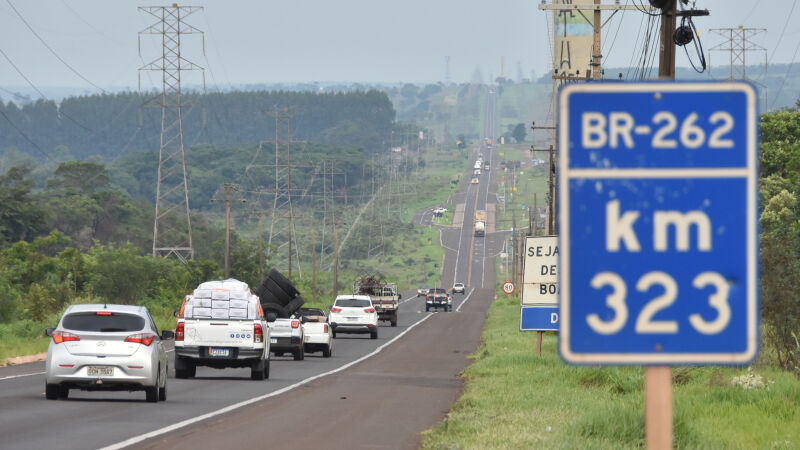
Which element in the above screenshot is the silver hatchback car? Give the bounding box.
[45,304,173,402]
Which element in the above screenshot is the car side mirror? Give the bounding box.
[161,330,175,340]
[45,327,55,337]
[397,293,402,300]
[266,312,277,322]
[326,305,332,310]
[173,310,180,318]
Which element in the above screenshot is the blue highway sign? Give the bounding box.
[521,306,559,332]
[558,82,759,365]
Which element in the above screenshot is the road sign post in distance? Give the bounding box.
[558,82,759,365]
[521,236,559,332]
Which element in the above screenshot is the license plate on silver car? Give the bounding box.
[209,347,230,357]
[87,366,114,376]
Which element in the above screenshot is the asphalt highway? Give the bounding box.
[0,89,505,450]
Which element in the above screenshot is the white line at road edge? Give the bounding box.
[456,288,476,312]
[0,371,45,381]
[100,313,435,450]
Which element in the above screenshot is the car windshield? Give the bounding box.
[455,283,464,287]
[62,312,145,332]
[335,299,371,308]
[431,289,447,294]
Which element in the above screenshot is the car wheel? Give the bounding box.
[145,373,159,403]
[284,296,305,316]
[261,277,293,305]
[262,303,289,319]
[274,351,284,357]
[158,375,167,401]
[293,348,304,361]
[268,268,300,298]
[264,357,270,379]
[332,331,337,338]
[370,329,378,340]
[175,356,193,379]
[322,344,332,358]
[45,384,60,400]
[425,306,430,312]
[251,359,266,380]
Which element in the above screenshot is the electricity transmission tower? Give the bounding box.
[709,26,768,107]
[267,108,304,278]
[444,56,451,83]
[138,5,205,262]
[709,27,767,80]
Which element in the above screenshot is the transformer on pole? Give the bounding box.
[138,5,205,263]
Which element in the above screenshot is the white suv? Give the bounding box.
[328,295,379,339]
[452,282,466,294]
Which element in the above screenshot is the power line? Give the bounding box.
[4,0,106,94]
[0,108,48,160]
[772,37,800,109]
[768,0,797,65]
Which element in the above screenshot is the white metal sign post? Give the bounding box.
[559,82,759,448]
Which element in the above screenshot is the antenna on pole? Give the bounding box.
[139,5,205,263]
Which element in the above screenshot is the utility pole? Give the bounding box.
[211,184,244,279]
[139,5,205,263]
[333,215,339,295]
[312,230,317,304]
[658,1,678,78]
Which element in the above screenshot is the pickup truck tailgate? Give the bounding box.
[183,319,257,347]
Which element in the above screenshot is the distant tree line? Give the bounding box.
[0,89,395,161]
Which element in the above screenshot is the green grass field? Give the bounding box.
[421,271,800,449]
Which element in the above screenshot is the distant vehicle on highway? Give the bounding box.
[474,210,486,236]
[473,169,481,176]
[418,284,430,296]
[484,162,490,171]
[425,288,452,312]
[474,160,482,170]
[471,178,479,184]
[433,207,447,215]
[452,282,465,294]
[329,295,379,339]
[296,308,333,358]
[45,304,173,402]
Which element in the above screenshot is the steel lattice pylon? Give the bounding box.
[139,5,205,263]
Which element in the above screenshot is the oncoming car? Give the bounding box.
[471,178,479,184]
[328,295,379,339]
[44,304,173,402]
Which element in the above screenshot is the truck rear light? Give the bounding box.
[95,311,112,316]
[125,333,156,346]
[364,308,375,313]
[52,330,80,344]
[175,322,184,341]
[291,320,300,329]
[254,323,263,343]
[324,324,329,333]
[58,364,74,368]
[331,307,342,313]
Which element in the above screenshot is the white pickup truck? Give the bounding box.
[296,308,333,358]
[267,316,305,360]
[174,279,271,380]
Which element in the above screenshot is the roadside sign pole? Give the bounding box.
[645,366,672,450]
[650,5,679,445]
[536,331,543,357]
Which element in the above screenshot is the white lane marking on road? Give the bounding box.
[438,228,458,253]
[480,149,493,289]
[456,288,476,313]
[0,371,45,381]
[100,313,435,450]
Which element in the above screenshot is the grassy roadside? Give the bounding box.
[421,265,800,449]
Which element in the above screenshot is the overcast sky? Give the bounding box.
[0,0,797,94]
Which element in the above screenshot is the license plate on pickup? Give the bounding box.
[270,338,277,344]
[87,366,114,377]
[209,347,230,357]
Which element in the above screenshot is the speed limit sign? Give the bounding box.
[502,280,515,295]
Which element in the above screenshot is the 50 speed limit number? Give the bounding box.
[558,82,759,365]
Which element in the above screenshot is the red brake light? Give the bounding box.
[254,323,263,343]
[331,307,342,313]
[96,311,112,316]
[291,320,300,329]
[175,322,184,341]
[364,308,375,313]
[125,333,156,346]
[324,324,329,333]
[52,330,80,344]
